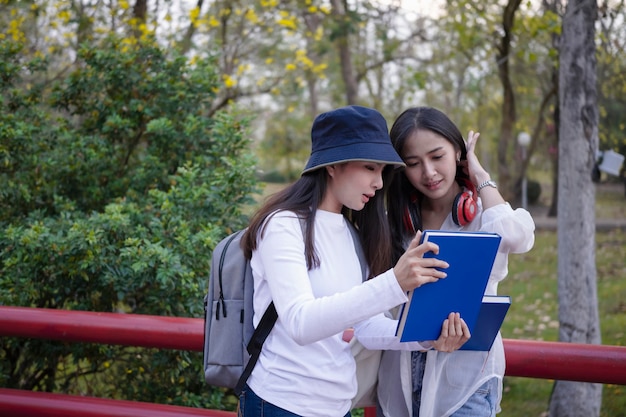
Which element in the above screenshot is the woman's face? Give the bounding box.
[320,161,385,213]
[401,129,461,203]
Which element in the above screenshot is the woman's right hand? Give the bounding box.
[392,232,449,292]
[431,312,471,352]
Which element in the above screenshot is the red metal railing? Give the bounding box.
[0,388,234,417]
[1,306,625,416]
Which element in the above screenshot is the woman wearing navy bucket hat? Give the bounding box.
[239,106,470,417]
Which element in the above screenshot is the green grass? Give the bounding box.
[499,180,625,416]
[500,229,626,417]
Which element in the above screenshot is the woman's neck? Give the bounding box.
[420,182,463,230]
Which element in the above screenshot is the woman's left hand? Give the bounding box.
[463,130,490,187]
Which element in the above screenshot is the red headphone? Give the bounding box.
[403,178,477,233]
[452,178,477,226]
[403,193,420,234]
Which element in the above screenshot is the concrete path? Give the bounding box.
[526,182,626,231]
[528,204,626,231]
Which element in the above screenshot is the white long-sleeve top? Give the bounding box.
[247,209,426,417]
[374,201,535,417]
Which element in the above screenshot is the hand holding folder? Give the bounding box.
[395,230,504,344]
[392,230,450,292]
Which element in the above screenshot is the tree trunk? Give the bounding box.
[179,0,205,55]
[495,0,522,201]
[550,1,602,416]
[544,0,561,218]
[330,0,358,105]
[132,0,147,22]
[301,11,323,118]
[548,64,560,218]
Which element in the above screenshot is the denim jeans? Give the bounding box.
[411,351,428,416]
[411,351,498,417]
[449,377,498,417]
[238,384,351,417]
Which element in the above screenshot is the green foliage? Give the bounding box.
[258,111,311,181]
[0,36,259,409]
[0,41,54,221]
[527,179,541,204]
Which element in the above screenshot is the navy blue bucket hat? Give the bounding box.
[302,105,405,174]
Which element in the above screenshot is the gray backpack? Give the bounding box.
[202,221,366,395]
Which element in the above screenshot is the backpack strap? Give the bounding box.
[234,301,277,395]
[217,230,243,319]
[233,217,367,396]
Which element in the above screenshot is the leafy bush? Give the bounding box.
[0,37,258,410]
[527,179,541,204]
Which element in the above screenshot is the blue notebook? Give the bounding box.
[459,295,511,351]
[396,230,502,342]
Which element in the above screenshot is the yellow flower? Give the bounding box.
[223,74,237,88]
[285,63,296,71]
[277,18,297,31]
[190,7,200,24]
[58,10,71,23]
[313,63,327,73]
[236,64,249,76]
[245,9,259,24]
[313,27,323,41]
[8,17,26,42]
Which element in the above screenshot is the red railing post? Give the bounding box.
[0,388,235,417]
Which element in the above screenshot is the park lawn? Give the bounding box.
[499,228,626,417]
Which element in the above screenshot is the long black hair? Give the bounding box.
[242,166,395,278]
[385,107,469,263]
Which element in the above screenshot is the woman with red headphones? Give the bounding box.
[377,107,536,417]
